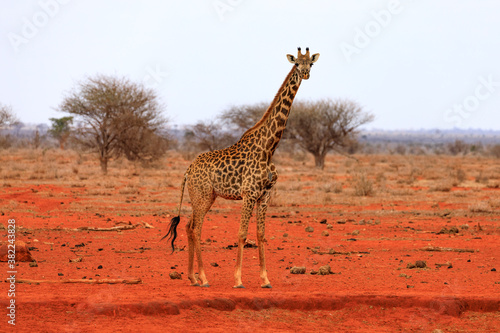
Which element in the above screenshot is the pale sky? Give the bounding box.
[1,0,499,130]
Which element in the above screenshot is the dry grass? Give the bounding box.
[1,148,498,219]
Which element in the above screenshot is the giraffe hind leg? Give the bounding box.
[187,190,215,287]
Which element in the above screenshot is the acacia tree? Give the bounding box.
[0,104,19,128]
[58,75,168,173]
[219,102,268,136]
[188,119,235,152]
[49,116,73,149]
[288,98,374,169]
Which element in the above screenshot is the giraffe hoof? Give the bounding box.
[191,283,201,287]
[261,284,272,289]
[233,285,245,289]
[201,283,210,288]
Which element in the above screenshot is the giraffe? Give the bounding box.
[162,47,320,288]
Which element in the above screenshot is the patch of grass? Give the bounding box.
[431,181,453,192]
[468,202,492,213]
[352,173,374,196]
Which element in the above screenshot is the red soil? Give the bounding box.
[2,181,499,332]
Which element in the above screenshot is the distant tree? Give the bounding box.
[490,144,500,158]
[58,75,168,173]
[0,104,19,128]
[49,116,73,149]
[287,98,374,169]
[219,102,268,135]
[447,139,469,155]
[188,119,235,152]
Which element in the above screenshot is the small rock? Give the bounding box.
[29,261,38,267]
[319,219,327,224]
[290,266,306,274]
[326,224,333,230]
[321,231,329,237]
[358,219,366,225]
[351,230,360,236]
[0,241,35,262]
[97,265,103,269]
[492,268,497,272]
[210,262,219,267]
[69,257,83,263]
[305,226,314,233]
[337,219,346,224]
[58,273,64,276]
[460,224,469,230]
[318,264,332,275]
[283,233,288,237]
[415,261,427,268]
[169,271,182,279]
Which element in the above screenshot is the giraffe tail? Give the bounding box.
[160,174,187,253]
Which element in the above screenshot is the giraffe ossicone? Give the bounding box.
[162,48,320,288]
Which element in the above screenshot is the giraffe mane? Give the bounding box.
[240,65,298,138]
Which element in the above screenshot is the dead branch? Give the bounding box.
[15,278,142,284]
[420,245,476,253]
[77,225,137,232]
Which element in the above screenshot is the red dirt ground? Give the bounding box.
[1,153,500,332]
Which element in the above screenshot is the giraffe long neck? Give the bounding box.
[240,66,302,156]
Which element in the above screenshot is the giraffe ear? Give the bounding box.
[311,53,320,63]
[286,54,296,63]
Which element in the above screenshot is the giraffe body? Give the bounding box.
[163,48,319,288]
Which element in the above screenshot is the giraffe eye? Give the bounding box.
[295,63,299,67]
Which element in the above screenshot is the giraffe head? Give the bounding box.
[286,47,319,80]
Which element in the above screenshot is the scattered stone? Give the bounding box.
[399,273,411,279]
[407,261,427,269]
[437,227,459,235]
[319,219,327,224]
[358,219,366,225]
[169,271,182,279]
[283,233,288,238]
[321,231,329,237]
[337,219,346,224]
[318,264,332,275]
[244,239,257,248]
[290,266,306,274]
[58,273,64,276]
[351,230,360,236]
[460,224,469,230]
[415,260,427,268]
[69,257,83,263]
[326,224,333,230]
[492,268,497,272]
[0,241,35,262]
[305,226,314,233]
[210,262,219,267]
[97,265,103,269]
[29,261,38,267]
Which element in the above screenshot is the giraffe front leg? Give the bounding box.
[257,190,272,288]
[233,196,256,288]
